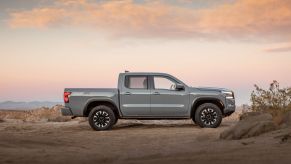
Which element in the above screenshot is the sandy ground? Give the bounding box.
[0,119,291,164]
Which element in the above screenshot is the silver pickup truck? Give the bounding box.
[62,72,235,131]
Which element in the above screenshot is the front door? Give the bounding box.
[150,76,189,117]
[120,75,151,116]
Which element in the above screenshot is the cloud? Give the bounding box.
[9,8,66,28]
[7,0,291,40]
[198,0,291,39]
[264,42,291,53]
[8,0,201,38]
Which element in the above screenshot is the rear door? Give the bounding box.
[120,75,151,116]
[150,75,189,117]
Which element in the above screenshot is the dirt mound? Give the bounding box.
[282,111,291,127]
[223,110,241,121]
[239,112,262,120]
[220,112,277,140]
[0,105,71,122]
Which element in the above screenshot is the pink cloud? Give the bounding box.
[7,0,291,40]
[199,0,291,39]
[264,42,291,52]
[9,8,66,28]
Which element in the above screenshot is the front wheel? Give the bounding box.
[194,103,222,128]
[113,117,118,125]
[88,105,116,131]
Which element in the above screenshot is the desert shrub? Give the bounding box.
[0,105,70,122]
[24,105,67,122]
[250,80,291,118]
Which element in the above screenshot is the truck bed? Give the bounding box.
[64,88,119,116]
[65,88,118,93]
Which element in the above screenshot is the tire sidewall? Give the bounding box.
[194,103,222,128]
[88,105,116,131]
[113,118,118,125]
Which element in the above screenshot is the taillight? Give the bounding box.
[64,92,71,103]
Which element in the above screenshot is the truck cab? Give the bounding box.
[119,72,190,117]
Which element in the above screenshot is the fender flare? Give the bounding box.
[190,97,225,117]
[83,98,121,117]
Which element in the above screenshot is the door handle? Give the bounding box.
[152,92,160,95]
[124,92,132,95]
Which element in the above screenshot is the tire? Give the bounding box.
[113,118,118,125]
[194,103,222,128]
[191,117,196,124]
[88,105,116,131]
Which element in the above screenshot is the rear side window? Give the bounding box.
[125,76,148,89]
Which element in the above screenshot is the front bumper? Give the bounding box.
[61,107,73,116]
[224,98,235,116]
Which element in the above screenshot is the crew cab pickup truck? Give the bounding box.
[62,72,235,131]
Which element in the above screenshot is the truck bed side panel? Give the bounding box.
[65,88,119,116]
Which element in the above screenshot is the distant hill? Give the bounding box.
[0,101,63,110]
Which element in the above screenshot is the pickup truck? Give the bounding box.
[61,72,235,131]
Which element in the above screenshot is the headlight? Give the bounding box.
[222,91,234,99]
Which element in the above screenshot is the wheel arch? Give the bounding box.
[83,99,120,118]
[191,98,225,118]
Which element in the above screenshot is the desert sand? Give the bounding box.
[0,117,291,164]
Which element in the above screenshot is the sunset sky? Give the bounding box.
[1,0,291,105]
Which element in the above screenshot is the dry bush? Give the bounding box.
[251,80,291,112]
[250,80,291,125]
[25,105,72,122]
[0,110,26,120]
[0,105,71,122]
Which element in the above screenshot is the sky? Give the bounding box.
[0,0,291,105]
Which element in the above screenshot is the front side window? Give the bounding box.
[125,76,148,89]
[154,76,176,90]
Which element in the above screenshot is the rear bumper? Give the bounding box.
[61,107,73,116]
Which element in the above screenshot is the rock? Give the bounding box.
[282,111,291,126]
[280,134,291,144]
[239,112,262,120]
[220,113,277,140]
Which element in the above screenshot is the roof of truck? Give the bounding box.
[121,72,169,75]
[120,72,187,86]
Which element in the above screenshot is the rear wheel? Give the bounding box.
[88,105,116,131]
[194,103,222,128]
[191,117,196,124]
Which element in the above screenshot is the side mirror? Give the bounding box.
[175,83,185,91]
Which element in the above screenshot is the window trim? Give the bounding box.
[152,75,179,91]
[124,75,149,90]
